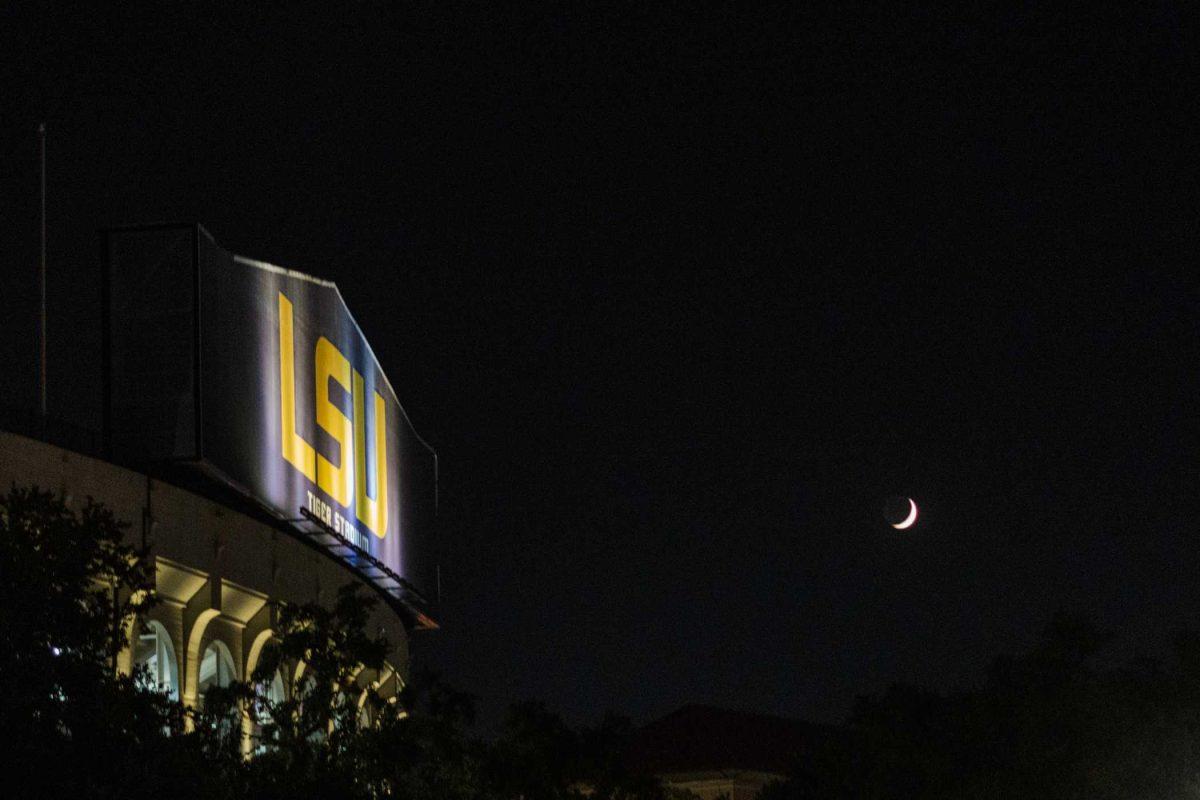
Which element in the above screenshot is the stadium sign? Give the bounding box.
[103,224,437,618]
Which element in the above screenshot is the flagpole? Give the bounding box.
[39,122,47,418]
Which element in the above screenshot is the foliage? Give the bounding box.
[0,485,674,799]
[355,669,487,800]
[481,702,679,800]
[14,483,1200,800]
[0,485,222,799]
[0,485,152,685]
[195,584,396,798]
[760,615,1200,799]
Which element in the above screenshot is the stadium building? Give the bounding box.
[0,223,438,751]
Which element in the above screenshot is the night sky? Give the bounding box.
[1,4,1195,729]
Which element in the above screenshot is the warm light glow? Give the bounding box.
[892,498,918,529]
[353,369,389,538]
[279,293,317,481]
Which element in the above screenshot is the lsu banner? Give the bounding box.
[104,225,438,610]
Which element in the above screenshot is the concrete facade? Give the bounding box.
[0,430,409,744]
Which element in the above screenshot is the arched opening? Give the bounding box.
[251,669,286,755]
[197,639,237,709]
[133,620,180,701]
[265,670,285,705]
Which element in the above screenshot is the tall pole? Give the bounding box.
[38,122,47,419]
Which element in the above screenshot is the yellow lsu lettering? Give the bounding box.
[353,370,388,538]
[314,336,353,507]
[278,292,389,538]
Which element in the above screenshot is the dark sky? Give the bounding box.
[1,3,1195,728]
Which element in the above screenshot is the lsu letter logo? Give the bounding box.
[277,292,388,538]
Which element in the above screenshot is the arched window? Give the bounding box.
[133,620,179,701]
[265,670,285,706]
[252,670,286,754]
[197,639,237,708]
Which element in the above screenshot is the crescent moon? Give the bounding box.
[892,498,918,529]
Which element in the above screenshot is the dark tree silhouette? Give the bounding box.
[0,485,702,800]
[0,486,224,799]
[759,615,1200,799]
